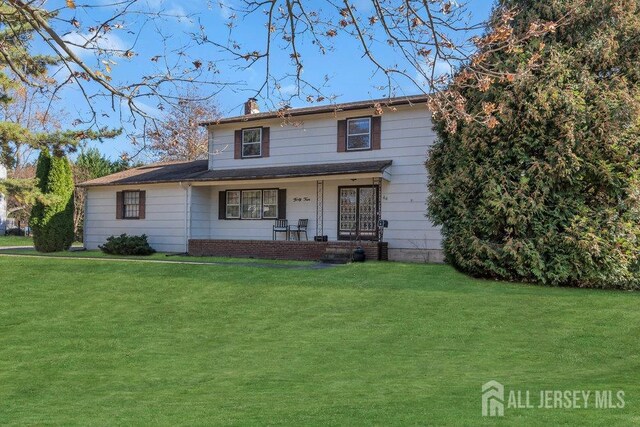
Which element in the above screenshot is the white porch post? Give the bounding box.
[315,180,324,239]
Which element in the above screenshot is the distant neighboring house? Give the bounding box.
[0,164,6,235]
[78,95,443,262]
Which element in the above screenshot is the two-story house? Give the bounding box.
[79,95,443,262]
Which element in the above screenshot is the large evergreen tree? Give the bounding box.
[427,0,640,289]
[31,149,74,252]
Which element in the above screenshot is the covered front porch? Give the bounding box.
[185,160,392,261]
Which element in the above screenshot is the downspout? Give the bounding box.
[83,188,88,249]
[180,182,192,254]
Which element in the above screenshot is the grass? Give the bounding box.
[1,256,639,425]
[0,248,314,266]
[0,235,32,246]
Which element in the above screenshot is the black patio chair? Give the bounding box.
[273,219,289,240]
[289,219,309,241]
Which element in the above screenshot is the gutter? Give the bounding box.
[199,94,430,126]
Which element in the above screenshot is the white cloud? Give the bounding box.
[278,84,298,96]
[165,4,194,26]
[144,0,164,9]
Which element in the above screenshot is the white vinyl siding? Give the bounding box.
[84,184,187,252]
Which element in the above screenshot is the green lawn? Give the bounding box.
[0,248,314,265]
[1,257,639,425]
[0,235,32,246]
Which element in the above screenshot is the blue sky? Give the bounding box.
[43,0,495,161]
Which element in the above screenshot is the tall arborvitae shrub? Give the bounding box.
[427,0,640,289]
[31,150,75,252]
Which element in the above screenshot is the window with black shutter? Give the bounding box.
[218,188,284,220]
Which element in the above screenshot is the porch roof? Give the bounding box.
[78,159,393,187]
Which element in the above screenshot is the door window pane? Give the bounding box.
[358,188,376,233]
[339,188,358,233]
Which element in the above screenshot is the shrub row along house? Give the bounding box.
[79,95,442,262]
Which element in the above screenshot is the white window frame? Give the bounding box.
[226,190,241,219]
[242,128,262,158]
[346,117,372,151]
[262,189,278,219]
[123,191,140,219]
[241,189,263,219]
[224,189,279,220]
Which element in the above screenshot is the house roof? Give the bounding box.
[200,94,430,126]
[78,159,393,187]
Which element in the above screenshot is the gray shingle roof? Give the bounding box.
[200,94,430,126]
[78,160,393,187]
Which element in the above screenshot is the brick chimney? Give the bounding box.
[244,98,259,115]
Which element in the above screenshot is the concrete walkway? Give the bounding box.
[0,250,336,270]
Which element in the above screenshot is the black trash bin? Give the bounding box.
[352,246,366,262]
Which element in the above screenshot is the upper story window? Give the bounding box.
[337,116,379,152]
[242,128,262,158]
[234,127,270,159]
[346,117,371,151]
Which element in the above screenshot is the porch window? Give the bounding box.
[262,189,278,219]
[226,190,241,219]
[241,190,262,219]
[220,188,284,220]
[242,128,262,158]
[346,118,371,151]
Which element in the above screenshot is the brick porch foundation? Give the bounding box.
[188,239,388,261]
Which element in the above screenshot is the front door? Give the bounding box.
[338,186,379,240]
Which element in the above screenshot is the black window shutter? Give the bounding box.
[371,116,381,150]
[218,191,226,219]
[262,127,270,157]
[116,191,123,219]
[234,130,242,159]
[337,120,346,152]
[138,191,146,219]
[278,189,287,219]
